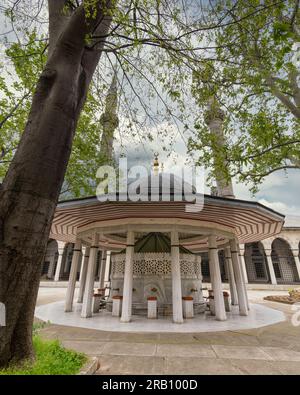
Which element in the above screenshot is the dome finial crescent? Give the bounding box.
[153,153,159,175]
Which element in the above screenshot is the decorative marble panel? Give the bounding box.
[111,252,202,278]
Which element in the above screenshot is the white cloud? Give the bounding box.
[284,215,300,227]
[258,198,291,214]
[113,119,300,222]
[257,199,300,225]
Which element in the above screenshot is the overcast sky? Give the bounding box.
[1,2,299,225]
[114,127,300,224]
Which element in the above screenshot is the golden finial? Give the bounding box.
[153,152,159,175]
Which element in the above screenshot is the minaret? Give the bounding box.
[99,73,119,165]
[204,96,235,199]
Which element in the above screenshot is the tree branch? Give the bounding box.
[0,90,32,130]
[265,75,300,118]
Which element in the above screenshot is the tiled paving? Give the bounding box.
[211,345,273,360]
[36,288,300,375]
[57,338,300,374]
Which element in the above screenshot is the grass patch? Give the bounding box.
[0,335,87,375]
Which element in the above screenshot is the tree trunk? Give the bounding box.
[0,1,112,367]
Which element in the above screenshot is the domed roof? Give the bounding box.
[127,172,196,199]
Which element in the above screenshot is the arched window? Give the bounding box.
[59,243,74,280]
[271,238,299,284]
[200,250,227,283]
[244,242,270,283]
[200,252,210,282]
[41,239,58,278]
[218,250,228,282]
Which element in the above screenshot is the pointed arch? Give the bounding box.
[41,239,58,279]
[199,250,228,283]
[271,238,300,284]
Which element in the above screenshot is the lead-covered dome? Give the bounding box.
[127,172,196,199]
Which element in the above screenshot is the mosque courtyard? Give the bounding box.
[33,166,300,376]
[35,287,300,375]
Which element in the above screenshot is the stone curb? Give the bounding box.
[78,357,100,375]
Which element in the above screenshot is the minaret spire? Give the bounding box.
[99,72,119,164]
[153,153,160,175]
[205,96,235,199]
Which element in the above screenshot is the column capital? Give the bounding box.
[73,239,82,250]
[208,234,217,249]
[126,230,135,245]
[264,248,272,257]
[92,232,99,245]
[225,246,231,259]
[239,244,245,254]
[83,246,90,257]
[171,229,179,245]
[57,240,66,252]
[229,238,238,252]
[260,239,273,250]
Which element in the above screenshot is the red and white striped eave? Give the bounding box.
[49,195,285,250]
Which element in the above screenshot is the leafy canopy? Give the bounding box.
[0,30,111,198]
[188,0,300,192]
